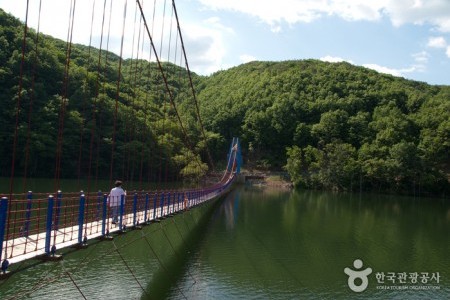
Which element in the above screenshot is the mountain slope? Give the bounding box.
[198,60,449,195]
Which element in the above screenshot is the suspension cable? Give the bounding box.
[136,0,206,179]
[77,0,97,192]
[82,0,98,238]
[87,0,107,195]
[171,0,215,171]
[137,0,148,190]
[5,0,30,261]
[52,0,77,250]
[113,240,148,295]
[54,0,77,192]
[19,0,43,255]
[65,270,88,300]
[123,0,140,186]
[94,0,114,190]
[109,0,128,185]
[22,0,43,193]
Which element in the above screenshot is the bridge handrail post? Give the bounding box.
[0,197,9,262]
[44,195,54,255]
[119,194,125,231]
[167,192,171,214]
[78,193,86,245]
[24,191,33,237]
[153,192,157,220]
[172,192,176,212]
[144,193,149,222]
[133,192,138,226]
[160,193,165,218]
[54,190,62,231]
[187,192,191,208]
[101,194,107,236]
[172,192,175,212]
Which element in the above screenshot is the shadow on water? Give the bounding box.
[0,194,227,299]
[142,195,225,300]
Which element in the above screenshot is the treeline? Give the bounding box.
[1,9,449,196]
[0,9,210,184]
[197,61,449,196]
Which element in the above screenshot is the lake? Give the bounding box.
[167,185,450,299]
[0,185,449,299]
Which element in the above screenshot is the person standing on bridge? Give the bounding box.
[108,180,126,225]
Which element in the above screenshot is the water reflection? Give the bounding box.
[170,187,450,299]
[222,193,239,230]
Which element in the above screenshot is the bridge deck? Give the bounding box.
[1,191,220,265]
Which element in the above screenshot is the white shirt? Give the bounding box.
[108,187,126,207]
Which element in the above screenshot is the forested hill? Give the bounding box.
[0,9,209,182]
[197,61,449,195]
[1,9,448,196]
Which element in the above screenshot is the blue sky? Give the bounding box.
[176,0,450,85]
[1,0,450,85]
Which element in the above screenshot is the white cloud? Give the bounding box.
[410,51,428,73]
[320,55,422,77]
[0,0,231,75]
[2,0,448,79]
[0,1,158,57]
[427,36,447,48]
[320,55,353,64]
[182,21,229,74]
[198,0,384,26]
[319,56,414,77]
[412,51,429,64]
[383,0,450,32]
[271,24,282,33]
[204,17,235,35]
[362,50,428,77]
[363,63,412,77]
[319,54,423,78]
[327,0,386,22]
[426,36,449,60]
[239,54,257,63]
[198,0,450,33]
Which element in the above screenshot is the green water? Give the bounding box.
[0,198,217,299]
[168,186,450,299]
[0,185,449,299]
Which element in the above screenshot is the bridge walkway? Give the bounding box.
[0,179,233,268]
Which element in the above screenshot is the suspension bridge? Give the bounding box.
[0,0,242,279]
